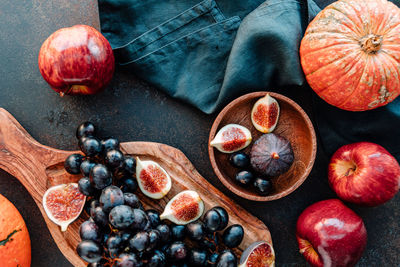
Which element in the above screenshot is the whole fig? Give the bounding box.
[250,133,294,177]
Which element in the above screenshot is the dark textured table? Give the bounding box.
[1,0,399,266]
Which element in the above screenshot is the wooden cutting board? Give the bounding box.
[0,108,272,267]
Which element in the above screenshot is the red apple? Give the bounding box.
[296,199,367,267]
[38,24,114,96]
[328,142,400,206]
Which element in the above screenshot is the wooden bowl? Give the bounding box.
[208,92,317,201]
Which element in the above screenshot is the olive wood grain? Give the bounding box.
[0,108,272,267]
[209,92,317,201]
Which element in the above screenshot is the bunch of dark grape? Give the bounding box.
[66,122,243,266]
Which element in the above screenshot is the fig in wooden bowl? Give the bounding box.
[208,92,317,201]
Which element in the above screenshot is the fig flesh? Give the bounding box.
[250,133,294,177]
[239,241,275,267]
[160,190,204,225]
[210,124,252,153]
[43,183,86,231]
[251,94,280,133]
[136,157,172,199]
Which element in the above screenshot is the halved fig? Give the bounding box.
[160,190,204,225]
[136,158,172,199]
[210,124,252,153]
[251,94,280,133]
[239,241,275,267]
[43,183,86,231]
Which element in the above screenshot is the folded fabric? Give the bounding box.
[99,0,320,113]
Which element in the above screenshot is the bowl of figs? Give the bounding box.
[208,92,317,201]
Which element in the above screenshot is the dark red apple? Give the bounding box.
[296,199,367,267]
[329,142,400,206]
[38,25,114,96]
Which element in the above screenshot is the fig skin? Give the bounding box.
[250,133,294,177]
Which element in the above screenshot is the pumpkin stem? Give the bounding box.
[360,34,383,54]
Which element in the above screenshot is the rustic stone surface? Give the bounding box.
[0,0,399,266]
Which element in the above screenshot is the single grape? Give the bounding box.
[123,156,136,174]
[147,250,166,267]
[78,136,89,151]
[78,177,95,196]
[120,178,138,193]
[129,231,149,252]
[253,177,272,196]
[91,206,108,228]
[229,152,250,168]
[171,225,186,241]
[100,185,124,212]
[123,193,142,209]
[186,221,205,241]
[105,149,124,169]
[208,253,219,267]
[203,209,222,233]
[189,248,208,266]
[116,253,142,267]
[146,209,161,228]
[64,154,83,174]
[222,224,244,248]
[100,137,120,152]
[212,207,229,231]
[156,224,171,244]
[76,122,95,139]
[76,240,102,263]
[81,137,102,157]
[216,250,237,267]
[109,205,135,229]
[90,164,112,190]
[146,229,161,252]
[79,220,102,243]
[130,209,149,231]
[106,234,123,258]
[80,160,96,177]
[116,230,132,245]
[166,241,187,262]
[235,170,254,187]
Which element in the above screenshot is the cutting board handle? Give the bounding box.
[0,108,71,201]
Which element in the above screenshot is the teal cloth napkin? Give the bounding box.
[99,0,320,113]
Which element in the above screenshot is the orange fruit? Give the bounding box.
[0,193,31,267]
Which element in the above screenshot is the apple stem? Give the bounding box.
[60,85,73,97]
[345,167,356,176]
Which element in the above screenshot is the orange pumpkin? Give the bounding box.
[0,194,31,267]
[300,0,400,111]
